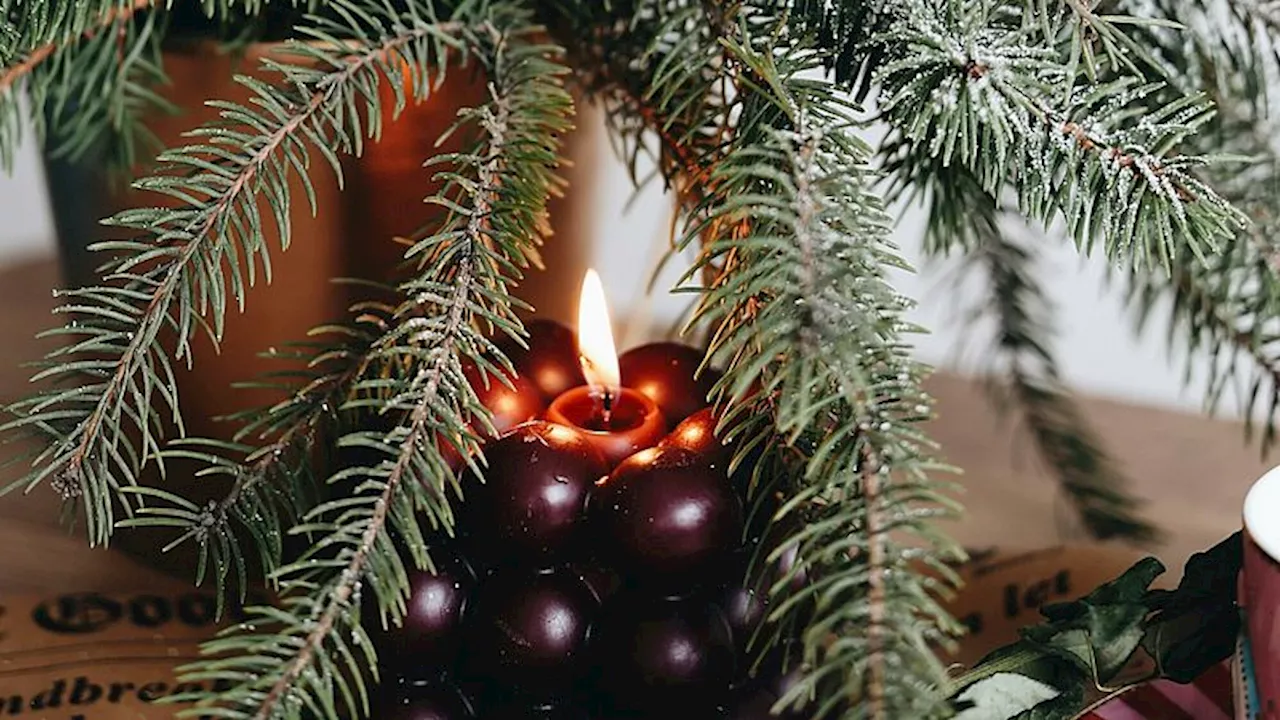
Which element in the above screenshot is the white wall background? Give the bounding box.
[0,109,1226,418]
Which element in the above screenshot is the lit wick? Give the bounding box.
[579,353,616,424]
[545,268,668,466]
[577,269,622,428]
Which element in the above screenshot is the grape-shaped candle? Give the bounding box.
[544,270,666,466]
[591,595,737,712]
[619,342,721,426]
[457,421,606,566]
[461,568,599,697]
[497,319,586,403]
[588,445,743,588]
[367,551,475,672]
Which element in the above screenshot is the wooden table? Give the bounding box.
[0,256,1268,594]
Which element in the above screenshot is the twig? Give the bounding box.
[0,0,155,93]
[56,20,462,507]
[209,357,364,525]
[862,453,887,718]
[792,130,821,355]
[1171,264,1280,393]
[250,59,511,720]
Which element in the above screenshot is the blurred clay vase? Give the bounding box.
[42,42,597,574]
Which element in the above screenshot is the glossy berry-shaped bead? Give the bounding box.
[589,446,742,588]
[458,421,607,566]
[464,360,545,437]
[591,594,736,711]
[619,342,720,425]
[367,552,475,671]
[499,320,586,402]
[461,568,599,697]
[660,407,730,471]
[373,679,475,720]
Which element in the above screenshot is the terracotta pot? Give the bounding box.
[41,43,597,574]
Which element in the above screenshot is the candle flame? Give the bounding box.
[577,269,621,397]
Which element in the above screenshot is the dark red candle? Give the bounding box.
[498,320,587,402]
[457,421,607,566]
[588,446,743,588]
[545,386,667,467]
[461,568,599,695]
[619,342,721,425]
[545,269,669,466]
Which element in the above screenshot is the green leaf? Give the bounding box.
[1143,533,1242,682]
[1035,557,1164,680]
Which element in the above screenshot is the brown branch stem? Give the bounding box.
[862,453,888,719]
[250,54,512,720]
[209,356,365,526]
[0,0,154,93]
[58,21,461,508]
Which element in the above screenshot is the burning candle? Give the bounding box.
[545,270,667,466]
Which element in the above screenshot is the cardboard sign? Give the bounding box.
[945,544,1151,668]
[0,590,259,719]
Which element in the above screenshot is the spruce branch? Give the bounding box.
[971,210,1158,542]
[117,318,380,604]
[875,0,1248,270]
[881,142,1158,543]
[0,0,156,65]
[860,451,889,718]
[0,0,162,169]
[1126,241,1280,448]
[685,37,964,717]
[172,19,572,719]
[1,1,476,547]
[1105,0,1280,448]
[252,266,473,720]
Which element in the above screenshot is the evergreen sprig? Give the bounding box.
[0,0,157,63]
[169,14,572,719]
[880,137,1157,543]
[876,0,1247,270]
[968,207,1157,542]
[1,0,478,546]
[116,320,372,606]
[1110,0,1280,448]
[2,0,1276,718]
[684,38,965,717]
[0,0,160,169]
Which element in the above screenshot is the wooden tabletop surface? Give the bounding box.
[0,257,1269,595]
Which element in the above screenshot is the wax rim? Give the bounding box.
[547,386,659,434]
[1244,464,1280,563]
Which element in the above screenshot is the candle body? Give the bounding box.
[619,342,721,425]
[545,386,667,467]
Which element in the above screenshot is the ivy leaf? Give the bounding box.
[1030,557,1166,681]
[951,649,1087,720]
[954,672,1060,720]
[1143,533,1243,682]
